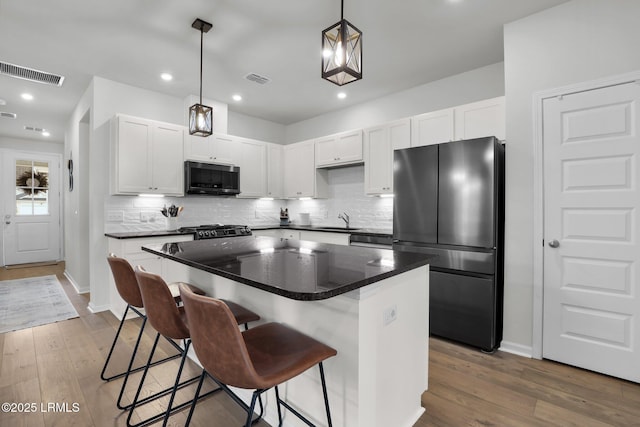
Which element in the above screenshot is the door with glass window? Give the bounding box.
[3,151,61,265]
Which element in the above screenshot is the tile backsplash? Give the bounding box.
[104,165,393,233]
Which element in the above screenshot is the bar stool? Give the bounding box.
[179,284,337,427]
[103,254,199,411]
[132,266,260,427]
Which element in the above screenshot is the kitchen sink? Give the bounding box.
[317,227,360,231]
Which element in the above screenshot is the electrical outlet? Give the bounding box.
[383,305,397,326]
[106,210,124,222]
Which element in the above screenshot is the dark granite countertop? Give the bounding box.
[106,225,392,240]
[105,230,192,239]
[142,236,431,301]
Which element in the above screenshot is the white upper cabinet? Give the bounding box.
[236,138,267,198]
[111,114,184,196]
[454,96,505,141]
[284,140,328,198]
[364,118,411,196]
[410,108,454,147]
[266,143,284,199]
[184,132,240,165]
[410,96,505,147]
[315,129,363,167]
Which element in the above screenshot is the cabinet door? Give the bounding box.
[267,143,284,198]
[411,108,454,147]
[212,134,239,165]
[335,130,363,164]
[315,135,336,167]
[315,130,363,167]
[284,141,315,197]
[152,123,184,195]
[237,139,267,198]
[454,96,505,141]
[116,116,152,193]
[364,125,391,195]
[184,134,213,161]
[364,119,410,195]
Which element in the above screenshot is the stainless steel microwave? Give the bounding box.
[184,161,240,195]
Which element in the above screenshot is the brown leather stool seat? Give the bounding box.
[103,254,204,411]
[180,284,337,427]
[131,266,260,427]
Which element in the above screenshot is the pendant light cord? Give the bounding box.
[199,28,204,104]
[341,0,344,20]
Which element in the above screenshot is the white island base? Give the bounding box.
[177,262,429,427]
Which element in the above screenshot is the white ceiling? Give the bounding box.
[0,0,568,144]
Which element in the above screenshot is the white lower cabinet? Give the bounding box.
[299,230,350,245]
[107,235,193,316]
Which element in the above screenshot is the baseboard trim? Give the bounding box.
[88,302,110,314]
[499,341,533,358]
[63,271,89,294]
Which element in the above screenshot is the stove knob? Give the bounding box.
[198,231,204,238]
[211,230,217,237]
[244,226,251,234]
[204,231,210,237]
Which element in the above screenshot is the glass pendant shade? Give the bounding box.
[189,103,212,136]
[322,18,362,86]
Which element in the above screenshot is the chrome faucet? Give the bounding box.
[338,212,350,228]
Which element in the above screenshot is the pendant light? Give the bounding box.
[321,0,362,86]
[189,18,213,136]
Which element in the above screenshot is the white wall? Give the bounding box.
[502,0,640,352]
[228,110,286,144]
[285,62,505,143]
[0,137,63,266]
[64,81,93,294]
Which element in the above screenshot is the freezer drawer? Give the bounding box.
[430,270,500,351]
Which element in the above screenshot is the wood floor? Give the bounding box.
[1,263,639,427]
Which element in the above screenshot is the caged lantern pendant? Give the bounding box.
[321,0,362,86]
[189,18,213,136]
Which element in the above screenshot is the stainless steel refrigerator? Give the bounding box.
[393,137,505,351]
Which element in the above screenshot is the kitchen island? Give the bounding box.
[143,236,432,427]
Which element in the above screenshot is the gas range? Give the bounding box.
[179,224,252,240]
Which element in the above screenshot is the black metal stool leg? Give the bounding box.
[184,370,206,427]
[126,332,160,426]
[319,362,333,427]
[245,391,261,427]
[161,339,191,427]
[116,316,148,410]
[101,304,131,381]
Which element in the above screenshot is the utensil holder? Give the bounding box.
[167,217,178,231]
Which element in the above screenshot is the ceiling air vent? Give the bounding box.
[244,73,271,85]
[0,61,65,87]
[1,111,17,119]
[24,125,45,132]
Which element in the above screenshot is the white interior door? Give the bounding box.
[542,82,640,382]
[2,151,61,265]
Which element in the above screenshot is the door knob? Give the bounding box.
[548,239,560,248]
[4,214,10,225]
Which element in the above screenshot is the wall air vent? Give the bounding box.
[1,111,17,119]
[24,125,45,132]
[0,61,65,86]
[244,73,271,85]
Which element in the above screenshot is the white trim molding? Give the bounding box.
[499,341,533,359]
[531,70,640,360]
[64,270,89,294]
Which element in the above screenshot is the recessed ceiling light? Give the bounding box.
[337,92,347,99]
[160,73,173,81]
[232,94,242,102]
[42,130,50,137]
[21,93,34,101]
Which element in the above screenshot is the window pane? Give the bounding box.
[15,159,50,216]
